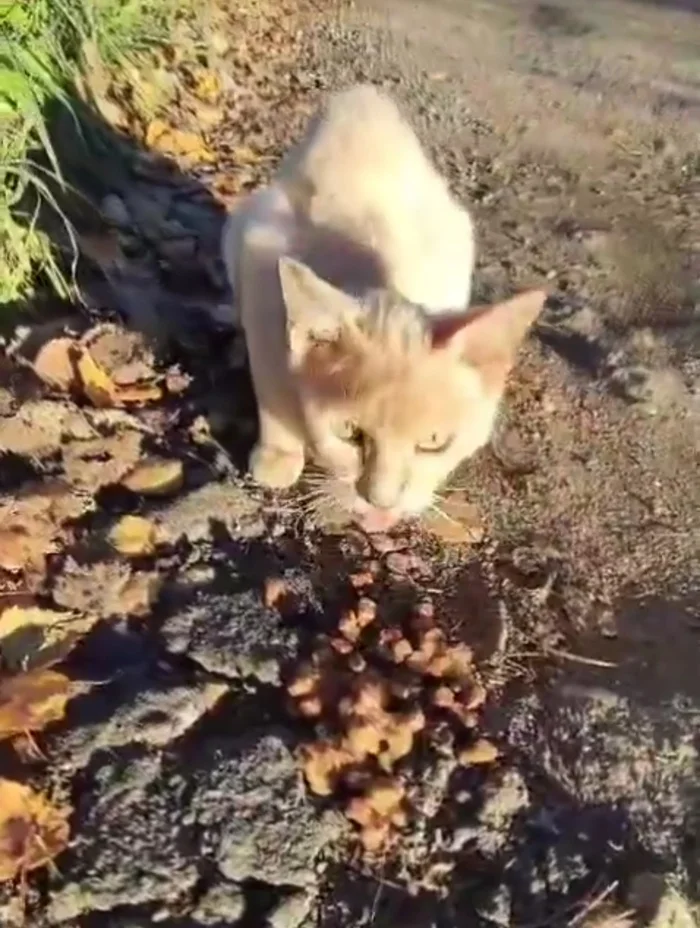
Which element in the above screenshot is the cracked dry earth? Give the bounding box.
[1,0,700,925]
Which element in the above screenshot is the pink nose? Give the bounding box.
[355,507,399,533]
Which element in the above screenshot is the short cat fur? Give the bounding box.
[221,84,545,532]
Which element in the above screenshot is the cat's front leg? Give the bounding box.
[249,411,305,489]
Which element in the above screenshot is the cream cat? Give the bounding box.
[222,85,545,532]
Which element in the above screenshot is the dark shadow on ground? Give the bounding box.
[4,85,258,470]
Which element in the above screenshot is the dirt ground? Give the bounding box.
[0,0,699,925]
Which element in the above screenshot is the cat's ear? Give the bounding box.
[431,289,547,389]
[279,257,361,356]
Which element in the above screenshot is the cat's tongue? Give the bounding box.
[356,507,399,533]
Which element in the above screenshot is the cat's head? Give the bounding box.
[280,257,545,532]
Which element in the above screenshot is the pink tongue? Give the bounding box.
[356,508,399,533]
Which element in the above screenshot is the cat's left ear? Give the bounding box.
[279,257,361,357]
[431,289,547,389]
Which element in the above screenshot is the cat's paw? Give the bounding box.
[249,443,304,489]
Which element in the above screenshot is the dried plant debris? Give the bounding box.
[121,457,184,496]
[0,669,83,747]
[284,585,496,855]
[52,558,162,619]
[19,324,163,409]
[0,482,91,588]
[0,780,71,883]
[0,605,99,671]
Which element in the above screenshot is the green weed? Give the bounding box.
[0,0,190,307]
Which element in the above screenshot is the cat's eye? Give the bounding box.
[336,419,364,444]
[416,433,453,453]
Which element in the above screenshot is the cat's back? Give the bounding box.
[279,84,444,222]
[226,85,474,315]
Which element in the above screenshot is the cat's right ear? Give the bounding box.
[279,257,361,358]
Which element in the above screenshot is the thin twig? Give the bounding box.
[569,881,621,926]
[513,648,617,669]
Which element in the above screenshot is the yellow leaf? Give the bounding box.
[458,738,499,767]
[76,348,162,408]
[109,515,157,557]
[145,118,169,147]
[0,779,71,881]
[122,458,184,496]
[233,145,261,165]
[194,70,222,103]
[0,605,98,669]
[0,669,77,741]
[0,606,74,644]
[146,123,214,164]
[76,349,114,408]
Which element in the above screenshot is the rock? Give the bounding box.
[54,679,228,769]
[157,235,198,263]
[499,683,699,882]
[190,731,344,887]
[475,883,512,927]
[156,481,264,544]
[160,588,299,684]
[475,769,530,857]
[268,889,317,928]
[126,188,173,240]
[609,364,688,411]
[101,193,131,228]
[192,880,246,925]
[46,754,199,923]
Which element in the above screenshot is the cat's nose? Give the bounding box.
[357,474,400,510]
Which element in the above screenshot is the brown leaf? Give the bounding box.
[31,338,78,391]
[80,325,157,388]
[118,571,162,617]
[0,670,77,741]
[0,605,98,671]
[52,558,162,618]
[458,738,499,766]
[0,482,89,581]
[0,779,71,881]
[62,429,143,493]
[0,400,94,458]
[109,515,157,557]
[121,457,184,496]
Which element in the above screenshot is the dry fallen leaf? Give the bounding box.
[76,349,161,408]
[0,605,98,670]
[75,348,115,408]
[421,496,484,545]
[31,338,77,391]
[0,779,71,881]
[145,121,214,163]
[122,457,184,496]
[0,482,89,582]
[53,558,162,618]
[458,738,499,766]
[109,515,158,557]
[62,429,143,493]
[0,669,78,742]
[0,399,94,458]
[193,69,222,102]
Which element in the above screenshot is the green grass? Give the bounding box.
[0,0,189,307]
